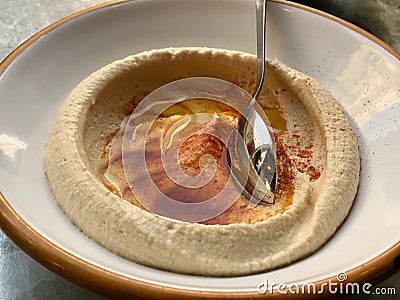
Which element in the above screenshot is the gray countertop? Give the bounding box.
[0,1,399,299]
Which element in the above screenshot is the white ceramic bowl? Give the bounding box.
[0,0,399,298]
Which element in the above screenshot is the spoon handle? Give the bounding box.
[253,0,267,100]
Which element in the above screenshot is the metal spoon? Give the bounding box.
[229,0,277,204]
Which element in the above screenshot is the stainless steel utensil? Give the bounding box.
[229,0,277,204]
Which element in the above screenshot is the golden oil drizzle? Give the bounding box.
[263,106,287,131]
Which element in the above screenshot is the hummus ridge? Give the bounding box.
[44,47,360,276]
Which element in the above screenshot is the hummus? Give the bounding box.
[45,47,360,276]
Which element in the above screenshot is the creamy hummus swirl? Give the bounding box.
[45,47,360,276]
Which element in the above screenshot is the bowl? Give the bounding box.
[0,0,399,298]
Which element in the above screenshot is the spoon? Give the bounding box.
[229,0,277,204]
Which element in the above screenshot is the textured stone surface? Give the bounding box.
[0,0,398,299]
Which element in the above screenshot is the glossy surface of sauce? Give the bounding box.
[102,98,304,225]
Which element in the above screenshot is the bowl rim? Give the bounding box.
[0,0,399,298]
